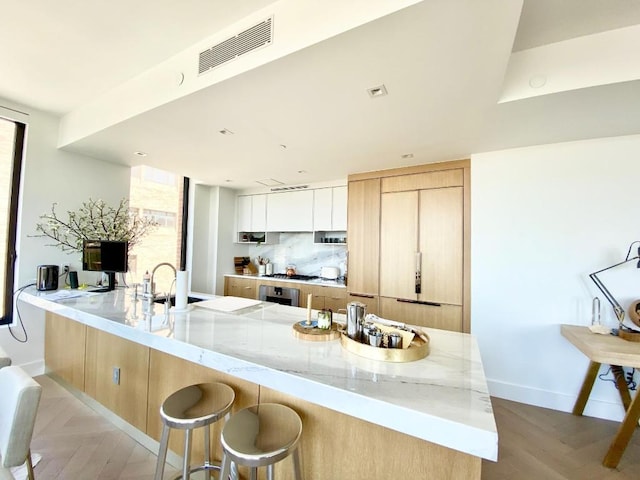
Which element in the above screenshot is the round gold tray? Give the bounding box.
[292,322,341,341]
[339,330,430,363]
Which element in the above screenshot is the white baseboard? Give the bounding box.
[487,379,627,422]
[17,359,45,377]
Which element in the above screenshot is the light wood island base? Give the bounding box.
[45,312,483,479]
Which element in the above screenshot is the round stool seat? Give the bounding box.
[220,403,303,479]
[161,382,235,428]
[154,382,235,480]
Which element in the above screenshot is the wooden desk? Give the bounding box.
[561,324,640,468]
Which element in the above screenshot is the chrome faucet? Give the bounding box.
[150,262,177,299]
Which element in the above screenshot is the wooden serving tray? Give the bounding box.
[292,322,341,341]
[339,329,430,362]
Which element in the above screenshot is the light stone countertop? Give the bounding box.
[22,287,498,461]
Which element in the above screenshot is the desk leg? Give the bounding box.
[611,365,632,410]
[573,361,600,416]
[603,388,640,468]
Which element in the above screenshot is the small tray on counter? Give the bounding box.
[292,322,341,341]
[339,328,430,363]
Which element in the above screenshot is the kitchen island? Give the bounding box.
[22,287,497,479]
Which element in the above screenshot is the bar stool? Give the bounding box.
[220,403,303,480]
[154,382,235,480]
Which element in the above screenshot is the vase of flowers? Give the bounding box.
[34,198,157,253]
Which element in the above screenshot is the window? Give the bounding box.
[142,209,177,228]
[0,117,25,325]
[129,166,188,295]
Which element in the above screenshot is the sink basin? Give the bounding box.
[153,295,205,306]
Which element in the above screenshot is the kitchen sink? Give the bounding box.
[153,295,205,306]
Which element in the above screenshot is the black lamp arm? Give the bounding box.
[589,253,640,325]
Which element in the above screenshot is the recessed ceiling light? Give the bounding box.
[401,153,414,159]
[529,75,547,88]
[134,151,147,157]
[367,84,388,98]
[219,128,234,135]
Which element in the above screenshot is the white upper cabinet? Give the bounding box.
[266,190,314,232]
[237,194,266,231]
[313,188,333,230]
[313,186,347,231]
[332,186,347,231]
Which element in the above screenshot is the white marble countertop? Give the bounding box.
[22,287,497,461]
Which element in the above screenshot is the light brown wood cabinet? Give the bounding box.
[348,160,470,332]
[303,284,347,311]
[346,178,380,297]
[84,327,150,432]
[224,276,257,299]
[44,312,86,391]
[45,314,150,432]
[346,293,379,316]
[380,185,463,306]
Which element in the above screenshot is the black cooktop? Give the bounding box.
[264,273,319,281]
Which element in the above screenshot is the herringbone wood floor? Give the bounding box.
[29,375,640,479]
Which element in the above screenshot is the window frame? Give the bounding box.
[1,119,26,325]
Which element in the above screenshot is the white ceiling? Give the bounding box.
[2,0,640,189]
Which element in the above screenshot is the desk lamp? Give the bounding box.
[589,241,640,333]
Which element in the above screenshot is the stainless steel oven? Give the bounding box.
[259,285,300,307]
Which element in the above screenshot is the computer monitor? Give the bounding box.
[82,240,128,291]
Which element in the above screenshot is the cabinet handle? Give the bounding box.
[348,293,374,299]
[397,298,441,307]
[415,252,422,294]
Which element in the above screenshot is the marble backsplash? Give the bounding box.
[246,233,347,277]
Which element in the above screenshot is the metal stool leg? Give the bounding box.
[154,424,171,480]
[203,423,211,469]
[249,467,258,480]
[220,453,231,480]
[267,464,274,480]
[182,428,192,479]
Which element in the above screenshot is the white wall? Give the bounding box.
[190,184,246,295]
[472,134,640,422]
[0,98,130,375]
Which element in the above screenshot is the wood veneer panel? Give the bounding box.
[44,312,86,391]
[260,387,481,480]
[381,168,464,193]
[379,297,462,332]
[347,178,380,296]
[419,186,463,305]
[147,349,259,466]
[348,158,470,182]
[85,328,150,432]
[379,190,419,299]
[463,164,471,333]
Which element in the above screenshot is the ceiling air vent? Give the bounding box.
[270,185,309,192]
[199,16,274,75]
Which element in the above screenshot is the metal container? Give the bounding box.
[36,265,59,291]
[388,332,403,349]
[369,331,383,347]
[346,302,366,341]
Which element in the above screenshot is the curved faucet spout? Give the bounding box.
[150,262,177,297]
